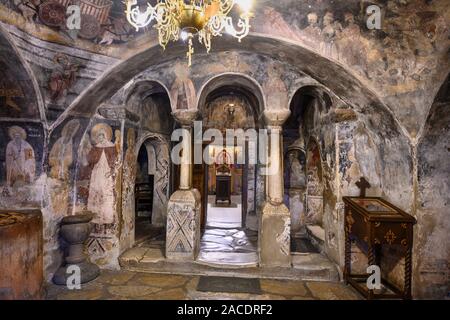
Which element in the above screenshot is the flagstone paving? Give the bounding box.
[45,270,362,300]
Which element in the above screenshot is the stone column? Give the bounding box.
[166,110,201,260]
[259,109,292,267]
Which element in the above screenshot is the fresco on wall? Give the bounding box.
[203,95,255,131]
[5,125,35,187]
[254,0,449,134]
[140,95,173,133]
[78,122,119,224]
[0,58,40,119]
[285,149,306,190]
[47,53,79,104]
[0,122,43,206]
[284,148,307,233]
[87,123,118,224]
[263,63,289,110]
[306,139,324,226]
[170,63,196,110]
[1,0,135,45]
[120,127,137,247]
[49,118,80,181]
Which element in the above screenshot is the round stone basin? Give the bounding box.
[61,212,94,225]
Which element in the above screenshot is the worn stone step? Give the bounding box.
[119,246,340,282]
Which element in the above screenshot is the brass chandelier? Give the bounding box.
[125,0,254,66]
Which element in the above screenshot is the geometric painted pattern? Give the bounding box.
[166,197,199,259]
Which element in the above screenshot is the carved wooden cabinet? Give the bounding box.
[215,164,232,205]
[216,174,231,205]
[343,196,416,300]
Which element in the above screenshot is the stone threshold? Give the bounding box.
[119,247,340,282]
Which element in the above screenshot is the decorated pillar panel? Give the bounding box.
[120,126,138,252]
[246,164,256,214]
[260,202,291,267]
[150,138,170,226]
[166,189,201,260]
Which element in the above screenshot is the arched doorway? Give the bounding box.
[134,140,157,242]
[123,80,173,246]
[195,76,263,267]
[283,86,331,253]
[134,135,171,243]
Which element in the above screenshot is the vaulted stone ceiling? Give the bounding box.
[0,0,449,136]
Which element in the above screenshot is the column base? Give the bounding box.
[53,261,100,285]
[165,189,201,261]
[259,202,292,268]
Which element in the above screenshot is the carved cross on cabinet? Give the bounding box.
[356,177,371,197]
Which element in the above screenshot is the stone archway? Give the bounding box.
[121,79,173,249]
[283,85,332,253]
[133,135,170,243]
[194,74,263,267]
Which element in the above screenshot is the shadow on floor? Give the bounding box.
[291,236,320,254]
[135,218,165,244]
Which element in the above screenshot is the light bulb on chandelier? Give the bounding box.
[125,0,254,66]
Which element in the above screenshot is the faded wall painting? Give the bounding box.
[5,125,35,188]
[0,122,43,207]
[0,54,40,119]
[1,0,136,46]
[306,139,324,226]
[48,53,79,104]
[49,119,80,181]
[120,127,137,249]
[170,63,196,110]
[284,148,307,234]
[203,95,255,130]
[79,122,119,224]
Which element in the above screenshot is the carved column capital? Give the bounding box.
[172,110,198,127]
[263,109,291,127]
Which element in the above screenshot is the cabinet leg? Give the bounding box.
[344,231,351,284]
[404,247,412,300]
[368,245,376,300]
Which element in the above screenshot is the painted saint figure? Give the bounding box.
[6,126,35,187]
[49,119,80,181]
[85,123,118,224]
[48,53,78,102]
[170,63,196,110]
[287,151,306,189]
[302,12,321,49]
[320,12,342,60]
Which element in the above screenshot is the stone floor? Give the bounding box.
[206,195,242,228]
[45,270,362,300]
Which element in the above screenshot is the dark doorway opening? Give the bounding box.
[135,143,155,242]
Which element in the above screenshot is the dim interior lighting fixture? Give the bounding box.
[125,0,254,66]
